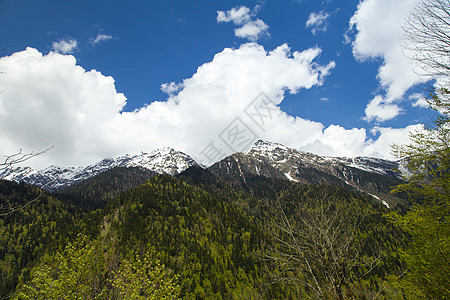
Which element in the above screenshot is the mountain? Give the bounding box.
[0,140,405,208]
[207,140,404,207]
[0,148,197,190]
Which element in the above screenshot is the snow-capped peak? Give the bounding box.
[0,147,198,190]
[124,147,197,175]
[248,139,289,153]
[243,139,401,180]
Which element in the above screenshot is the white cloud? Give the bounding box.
[0,48,126,168]
[349,0,426,121]
[51,38,78,54]
[0,46,416,170]
[409,93,429,108]
[217,6,251,25]
[217,6,270,41]
[234,19,269,41]
[362,125,422,157]
[90,34,114,46]
[364,96,403,122]
[306,11,330,35]
[161,82,184,97]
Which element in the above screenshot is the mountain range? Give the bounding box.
[0,147,197,190]
[0,140,404,207]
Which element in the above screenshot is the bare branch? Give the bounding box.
[0,146,54,171]
[0,147,54,217]
[266,189,380,299]
[0,191,43,217]
[403,0,450,81]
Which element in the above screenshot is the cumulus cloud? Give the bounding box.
[90,34,114,46]
[362,125,422,157]
[306,11,330,35]
[364,96,403,122]
[409,93,429,108]
[160,82,184,97]
[51,38,78,54]
[234,19,269,41]
[217,6,251,25]
[349,0,426,122]
[217,6,269,41]
[0,46,414,169]
[0,48,126,168]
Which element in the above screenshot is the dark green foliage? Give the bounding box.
[109,175,268,298]
[56,167,156,209]
[1,170,413,299]
[0,180,86,298]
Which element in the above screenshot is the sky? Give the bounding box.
[0,0,434,169]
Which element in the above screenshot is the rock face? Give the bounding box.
[207,140,403,206]
[245,140,401,181]
[0,148,198,190]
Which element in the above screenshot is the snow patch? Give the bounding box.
[368,193,390,208]
[368,193,380,200]
[284,172,299,182]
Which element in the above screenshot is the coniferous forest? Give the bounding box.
[1,160,447,299]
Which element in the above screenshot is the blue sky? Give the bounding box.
[0,0,432,168]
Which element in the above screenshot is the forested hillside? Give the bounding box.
[0,170,411,299]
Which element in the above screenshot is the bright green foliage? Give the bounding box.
[13,234,180,300]
[387,204,449,299]
[390,90,450,299]
[13,235,104,299]
[0,180,87,298]
[111,252,180,300]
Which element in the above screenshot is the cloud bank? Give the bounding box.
[0,44,418,169]
[349,0,425,122]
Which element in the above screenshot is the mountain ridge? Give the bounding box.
[1,140,404,207]
[0,147,197,190]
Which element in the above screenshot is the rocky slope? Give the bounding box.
[208,140,404,207]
